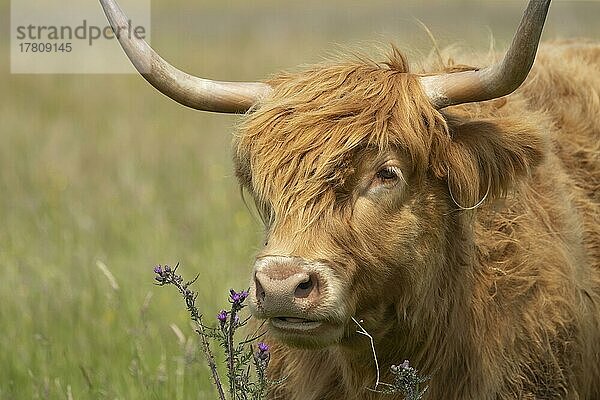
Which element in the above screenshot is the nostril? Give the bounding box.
[298,280,312,290]
[294,275,316,299]
[255,276,265,302]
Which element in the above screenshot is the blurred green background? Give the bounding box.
[1,0,598,398]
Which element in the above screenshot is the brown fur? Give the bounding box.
[233,42,600,399]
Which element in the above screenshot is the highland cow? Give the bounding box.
[101,0,600,398]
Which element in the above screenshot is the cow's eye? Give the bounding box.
[376,167,398,181]
[374,166,402,188]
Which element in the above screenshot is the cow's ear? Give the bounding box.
[431,113,546,207]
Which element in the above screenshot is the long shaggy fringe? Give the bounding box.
[235,48,447,230]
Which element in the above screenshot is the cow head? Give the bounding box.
[233,54,546,348]
[100,0,550,348]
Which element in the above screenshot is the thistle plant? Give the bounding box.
[153,263,428,399]
[153,263,271,400]
[375,360,430,400]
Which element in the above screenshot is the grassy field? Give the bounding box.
[1,0,598,398]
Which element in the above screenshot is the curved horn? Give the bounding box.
[420,0,551,109]
[99,0,272,113]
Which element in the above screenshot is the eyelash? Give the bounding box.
[376,166,401,182]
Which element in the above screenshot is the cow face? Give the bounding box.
[233,57,450,348]
[234,54,545,348]
[241,150,450,349]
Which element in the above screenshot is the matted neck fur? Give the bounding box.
[233,44,600,399]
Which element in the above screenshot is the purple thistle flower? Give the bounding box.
[257,342,269,353]
[229,289,249,304]
[217,310,228,323]
[255,341,270,364]
[153,263,182,286]
[154,265,168,283]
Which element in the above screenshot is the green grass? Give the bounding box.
[1,0,598,398]
[0,71,257,398]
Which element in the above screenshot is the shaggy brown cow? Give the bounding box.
[101,0,600,398]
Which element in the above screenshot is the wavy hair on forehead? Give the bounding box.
[234,47,448,229]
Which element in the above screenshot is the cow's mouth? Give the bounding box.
[270,317,323,331]
[267,317,344,347]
